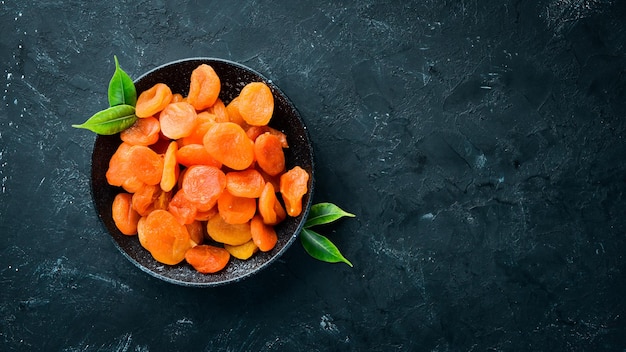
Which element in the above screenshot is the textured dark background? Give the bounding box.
[1,1,625,351]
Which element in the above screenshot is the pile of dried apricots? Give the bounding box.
[106,64,309,274]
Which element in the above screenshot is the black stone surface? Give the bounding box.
[1,1,625,351]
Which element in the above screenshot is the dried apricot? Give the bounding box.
[254,132,285,176]
[127,145,164,186]
[206,215,252,246]
[112,193,140,235]
[106,142,133,187]
[217,190,257,224]
[181,165,226,210]
[135,83,173,118]
[279,166,309,217]
[224,240,258,260]
[258,182,286,225]
[225,169,265,198]
[138,209,193,265]
[176,144,222,168]
[160,141,179,192]
[237,82,274,126]
[202,122,254,170]
[187,64,221,110]
[159,102,198,140]
[250,214,278,252]
[120,116,160,146]
[184,245,230,274]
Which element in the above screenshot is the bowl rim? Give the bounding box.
[90,57,315,287]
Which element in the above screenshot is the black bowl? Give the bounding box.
[90,58,314,287]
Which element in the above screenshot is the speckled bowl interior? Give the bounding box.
[90,58,314,287]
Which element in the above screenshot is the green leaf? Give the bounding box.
[72,104,137,135]
[108,56,137,107]
[304,202,355,228]
[300,228,353,267]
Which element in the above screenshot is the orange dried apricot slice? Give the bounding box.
[258,182,286,225]
[187,64,221,110]
[279,166,309,217]
[254,132,285,176]
[202,122,254,170]
[138,209,193,265]
[237,82,274,126]
[127,145,164,186]
[224,240,258,260]
[184,245,230,274]
[120,116,160,146]
[159,102,198,140]
[206,214,252,246]
[217,190,257,225]
[225,169,265,198]
[112,193,140,235]
[181,165,226,210]
[135,83,172,118]
[250,214,278,252]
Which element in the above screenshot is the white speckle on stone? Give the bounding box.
[320,314,339,334]
[421,212,435,220]
[475,153,487,168]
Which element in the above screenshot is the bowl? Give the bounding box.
[90,58,314,287]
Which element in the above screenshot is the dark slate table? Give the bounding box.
[1,1,625,351]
